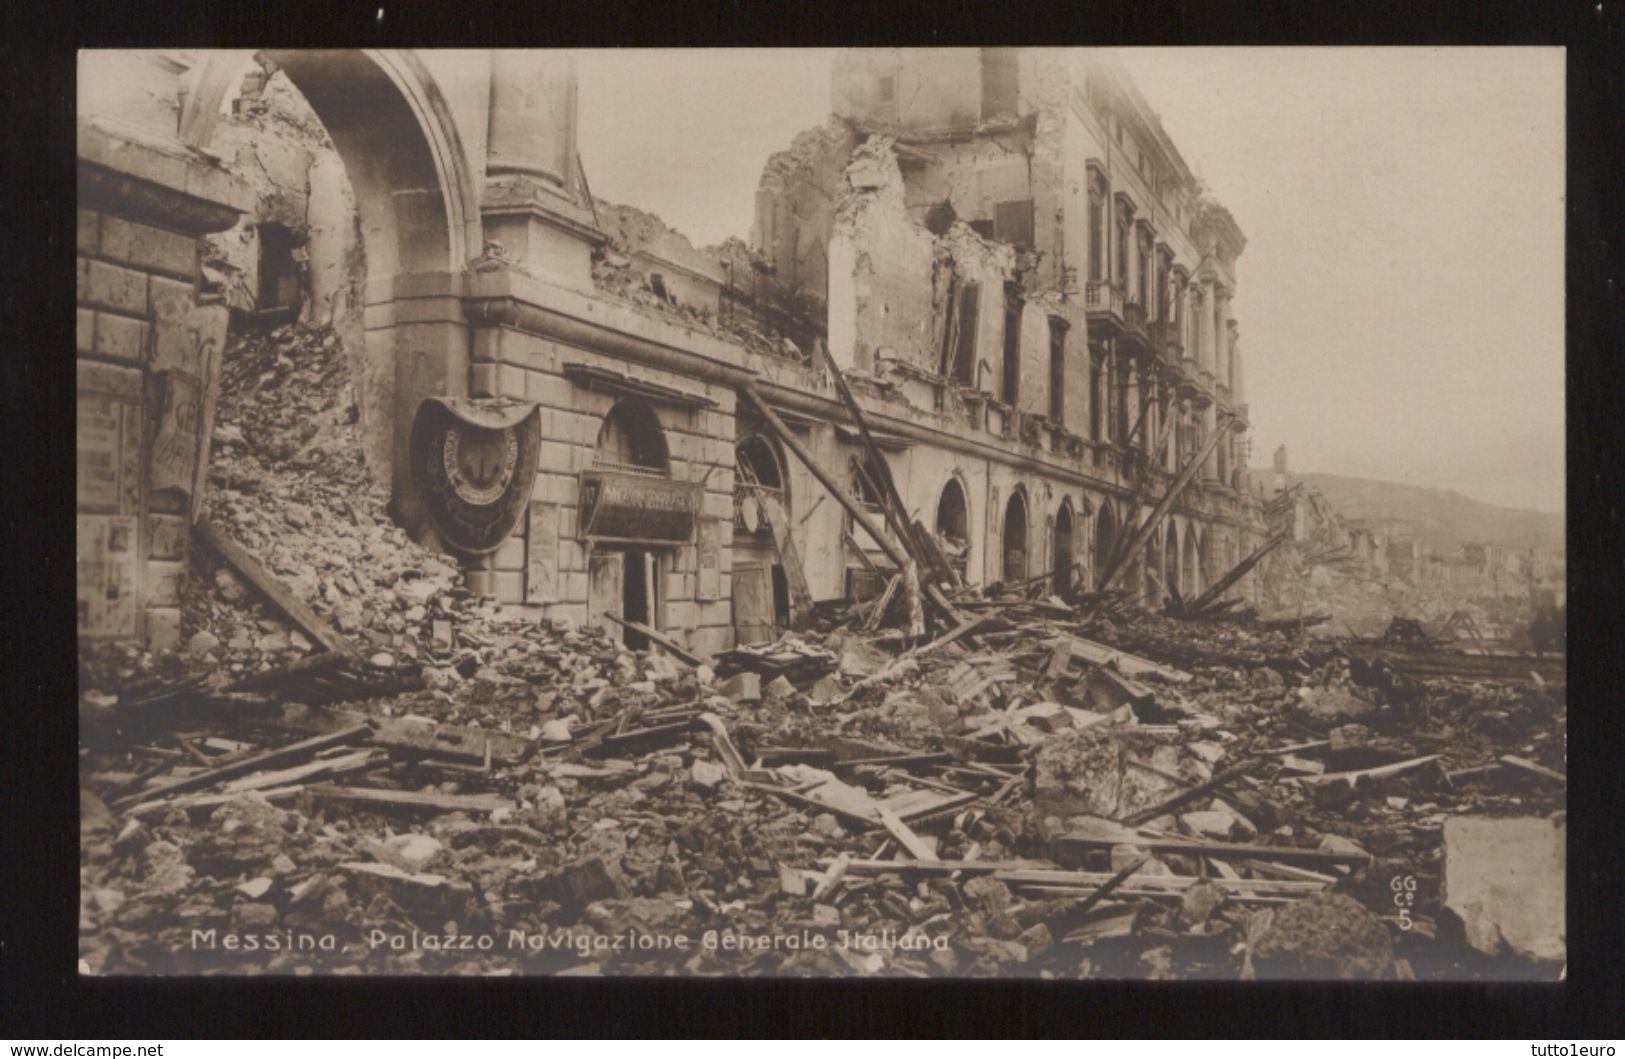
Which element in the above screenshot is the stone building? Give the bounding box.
[77,48,1266,654]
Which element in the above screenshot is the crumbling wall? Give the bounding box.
[752,119,856,307]
[827,137,940,374]
[832,49,983,131]
[200,68,375,478]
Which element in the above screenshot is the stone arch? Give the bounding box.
[1094,500,1118,590]
[1002,486,1029,583]
[179,49,479,272]
[1053,497,1076,595]
[594,399,670,476]
[177,50,481,531]
[935,475,971,545]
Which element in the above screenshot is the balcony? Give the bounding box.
[1119,300,1153,355]
[1084,281,1125,339]
[1148,318,1183,366]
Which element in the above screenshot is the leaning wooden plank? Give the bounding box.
[110,723,373,809]
[1121,760,1259,826]
[1052,831,1370,869]
[758,492,815,627]
[1294,754,1442,788]
[862,574,902,632]
[600,611,703,667]
[876,807,938,861]
[125,784,306,820]
[1498,754,1566,783]
[836,859,1327,896]
[195,516,354,656]
[221,749,378,793]
[1061,634,1192,684]
[738,383,962,627]
[306,784,514,815]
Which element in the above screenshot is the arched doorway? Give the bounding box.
[1185,527,1204,596]
[178,49,478,526]
[1166,522,1183,599]
[590,400,671,648]
[1094,502,1118,590]
[1003,489,1029,583]
[935,477,971,579]
[734,433,791,638]
[1144,524,1165,606]
[1053,499,1075,595]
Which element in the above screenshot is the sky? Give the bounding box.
[576,48,1566,514]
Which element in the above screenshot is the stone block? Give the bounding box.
[93,313,148,363]
[145,607,182,651]
[84,260,148,315]
[144,560,184,607]
[492,570,523,604]
[464,569,494,597]
[77,309,95,354]
[147,515,188,560]
[527,370,575,410]
[495,363,529,399]
[77,256,91,302]
[1442,814,1565,962]
[77,209,100,254]
[564,571,588,602]
[469,362,498,398]
[492,534,525,571]
[147,275,194,318]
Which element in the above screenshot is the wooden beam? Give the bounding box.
[1097,413,1235,593]
[738,384,963,626]
[758,493,814,627]
[600,611,704,666]
[1185,528,1290,614]
[111,723,373,809]
[195,516,354,655]
[307,784,514,815]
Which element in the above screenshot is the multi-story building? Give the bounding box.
[76,48,1265,653]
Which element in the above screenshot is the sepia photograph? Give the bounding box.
[74,46,1565,981]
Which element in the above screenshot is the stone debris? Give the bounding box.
[77,312,1565,980]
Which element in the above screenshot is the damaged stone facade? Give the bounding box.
[77,48,1264,657]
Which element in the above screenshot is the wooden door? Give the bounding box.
[588,551,624,635]
[731,562,776,646]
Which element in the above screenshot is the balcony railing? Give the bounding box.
[1084,282,1125,338]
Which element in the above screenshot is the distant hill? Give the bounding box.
[1267,471,1564,554]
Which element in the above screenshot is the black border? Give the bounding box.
[6,0,1622,1038]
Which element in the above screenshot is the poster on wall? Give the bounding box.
[696,515,721,600]
[77,514,138,638]
[77,395,140,513]
[149,369,203,497]
[525,500,558,603]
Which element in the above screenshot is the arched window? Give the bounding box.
[735,434,787,538]
[1003,489,1029,583]
[1145,524,1164,604]
[1053,499,1076,595]
[1094,502,1118,590]
[1168,522,1184,597]
[594,400,669,477]
[935,476,971,575]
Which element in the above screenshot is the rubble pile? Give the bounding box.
[81,573,1566,978]
[78,320,1563,981]
[185,322,462,673]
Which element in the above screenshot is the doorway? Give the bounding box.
[589,546,660,649]
[1003,489,1028,583]
[1053,500,1074,595]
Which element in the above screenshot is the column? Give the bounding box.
[1202,402,1220,481]
[481,51,599,289]
[487,50,578,193]
[1196,278,1215,375]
